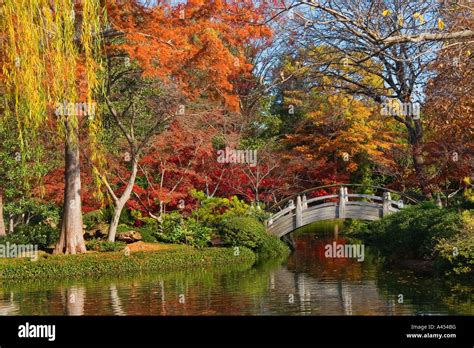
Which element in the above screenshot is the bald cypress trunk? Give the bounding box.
[54,120,86,254]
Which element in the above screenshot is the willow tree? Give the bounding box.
[1,0,104,253]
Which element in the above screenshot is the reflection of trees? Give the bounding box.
[279,232,411,315]
[287,233,368,281]
[1,230,470,315]
[2,282,70,315]
[338,282,352,315]
[376,269,473,315]
[65,285,85,316]
[159,280,166,315]
[109,284,126,316]
[0,291,19,315]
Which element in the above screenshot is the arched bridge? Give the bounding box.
[266,184,419,238]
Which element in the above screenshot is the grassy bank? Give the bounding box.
[0,246,256,280]
[347,203,474,276]
[0,192,292,282]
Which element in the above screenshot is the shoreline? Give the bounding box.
[0,246,257,281]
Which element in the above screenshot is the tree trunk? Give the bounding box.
[54,120,86,254]
[407,118,431,197]
[108,201,125,242]
[8,215,14,234]
[107,159,138,242]
[0,190,6,237]
[412,144,430,194]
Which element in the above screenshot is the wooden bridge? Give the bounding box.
[266,184,419,238]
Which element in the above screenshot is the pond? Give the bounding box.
[0,222,472,315]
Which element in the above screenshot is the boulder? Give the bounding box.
[210,237,226,247]
[117,231,143,244]
[84,223,109,240]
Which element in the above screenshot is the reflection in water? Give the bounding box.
[66,286,85,316]
[0,224,472,315]
[0,292,19,315]
[110,284,126,316]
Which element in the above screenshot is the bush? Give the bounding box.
[353,203,473,275]
[221,216,266,250]
[137,225,159,243]
[191,191,269,229]
[86,239,126,252]
[256,234,291,260]
[83,209,108,228]
[358,203,462,259]
[435,211,474,275]
[4,199,61,228]
[84,206,136,229]
[221,216,290,259]
[0,224,59,250]
[129,212,161,242]
[183,219,214,248]
[155,213,213,248]
[344,219,370,235]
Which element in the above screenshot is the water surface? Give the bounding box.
[1,223,472,315]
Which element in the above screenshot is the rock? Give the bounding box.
[210,237,226,247]
[84,223,110,240]
[117,231,142,244]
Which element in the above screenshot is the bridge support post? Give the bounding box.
[296,195,303,229]
[382,192,391,217]
[338,186,346,219]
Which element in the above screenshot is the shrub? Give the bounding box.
[137,225,159,243]
[183,219,213,248]
[359,203,462,259]
[83,207,139,230]
[435,211,474,275]
[156,213,213,248]
[221,216,290,259]
[4,199,61,228]
[0,224,59,250]
[191,190,270,229]
[344,219,370,235]
[221,216,267,250]
[86,239,126,252]
[353,203,472,275]
[256,234,291,260]
[83,209,107,228]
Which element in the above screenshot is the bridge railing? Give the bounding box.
[269,184,418,212]
[266,184,418,235]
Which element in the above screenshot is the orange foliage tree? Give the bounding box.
[98,0,272,240]
[423,9,474,202]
